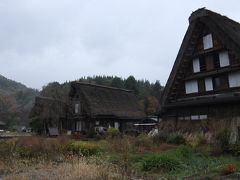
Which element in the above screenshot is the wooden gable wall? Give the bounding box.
[166,20,240,105]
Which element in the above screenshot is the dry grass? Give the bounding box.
[1,157,119,180]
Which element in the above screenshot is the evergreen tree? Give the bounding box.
[152,80,162,99]
[111,77,124,88]
[124,76,138,94]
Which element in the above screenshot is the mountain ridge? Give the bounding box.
[0,74,39,128]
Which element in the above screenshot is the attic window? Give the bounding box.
[185,80,198,94]
[219,51,230,67]
[193,58,200,73]
[228,71,240,88]
[203,34,213,50]
[205,77,213,91]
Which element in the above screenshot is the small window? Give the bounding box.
[75,104,80,114]
[193,58,200,73]
[185,80,198,94]
[219,51,230,67]
[229,72,240,88]
[179,115,207,121]
[178,117,184,120]
[191,115,199,120]
[205,77,213,91]
[203,34,213,50]
[199,115,208,120]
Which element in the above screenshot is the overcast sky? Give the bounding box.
[0,0,239,89]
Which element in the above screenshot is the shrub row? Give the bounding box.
[64,141,101,156]
[152,132,186,145]
[0,137,101,160]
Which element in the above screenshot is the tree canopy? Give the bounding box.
[41,75,164,115]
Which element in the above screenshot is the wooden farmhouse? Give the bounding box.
[68,82,145,133]
[159,8,240,142]
[30,82,145,135]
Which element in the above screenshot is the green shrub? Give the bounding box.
[187,133,207,148]
[65,141,101,156]
[86,130,96,138]
[167,133,186,145]
[135,133,153,148]
[16,146,36,158]
[229,142,240,156]
[177,145,194,157]
[216,129,231,151]
[106,128,120,138]
[29,117,44,134]
[142,154,182,172]
[152,131,169,144]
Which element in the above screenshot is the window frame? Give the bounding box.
[193,58,200,73]
[205,77,213,91]
[185,80,199,94]
[75,103,80,114]
[228,71,240,88]
[203,34,213,50]
[219,51,230,67]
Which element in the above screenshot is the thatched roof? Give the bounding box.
[160,8,240,113]
[70,82,145,120]
[30,96,68,120]
[189,8,240,49]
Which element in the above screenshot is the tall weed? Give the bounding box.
[142,154,182,172]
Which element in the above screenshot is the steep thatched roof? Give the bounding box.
[70,82,145,120]
[160,8,240,113]
[189,8,240,50]
[30,96,68,121]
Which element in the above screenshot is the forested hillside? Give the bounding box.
[41,75,163,115]
[0,75,39,128]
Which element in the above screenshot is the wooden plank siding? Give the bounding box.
[205,55,215,71]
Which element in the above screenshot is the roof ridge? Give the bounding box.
[36,96,67,104]
[72,81,133,92]
[189,8,238,24]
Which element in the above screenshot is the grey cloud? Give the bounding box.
[0,0,240,89]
